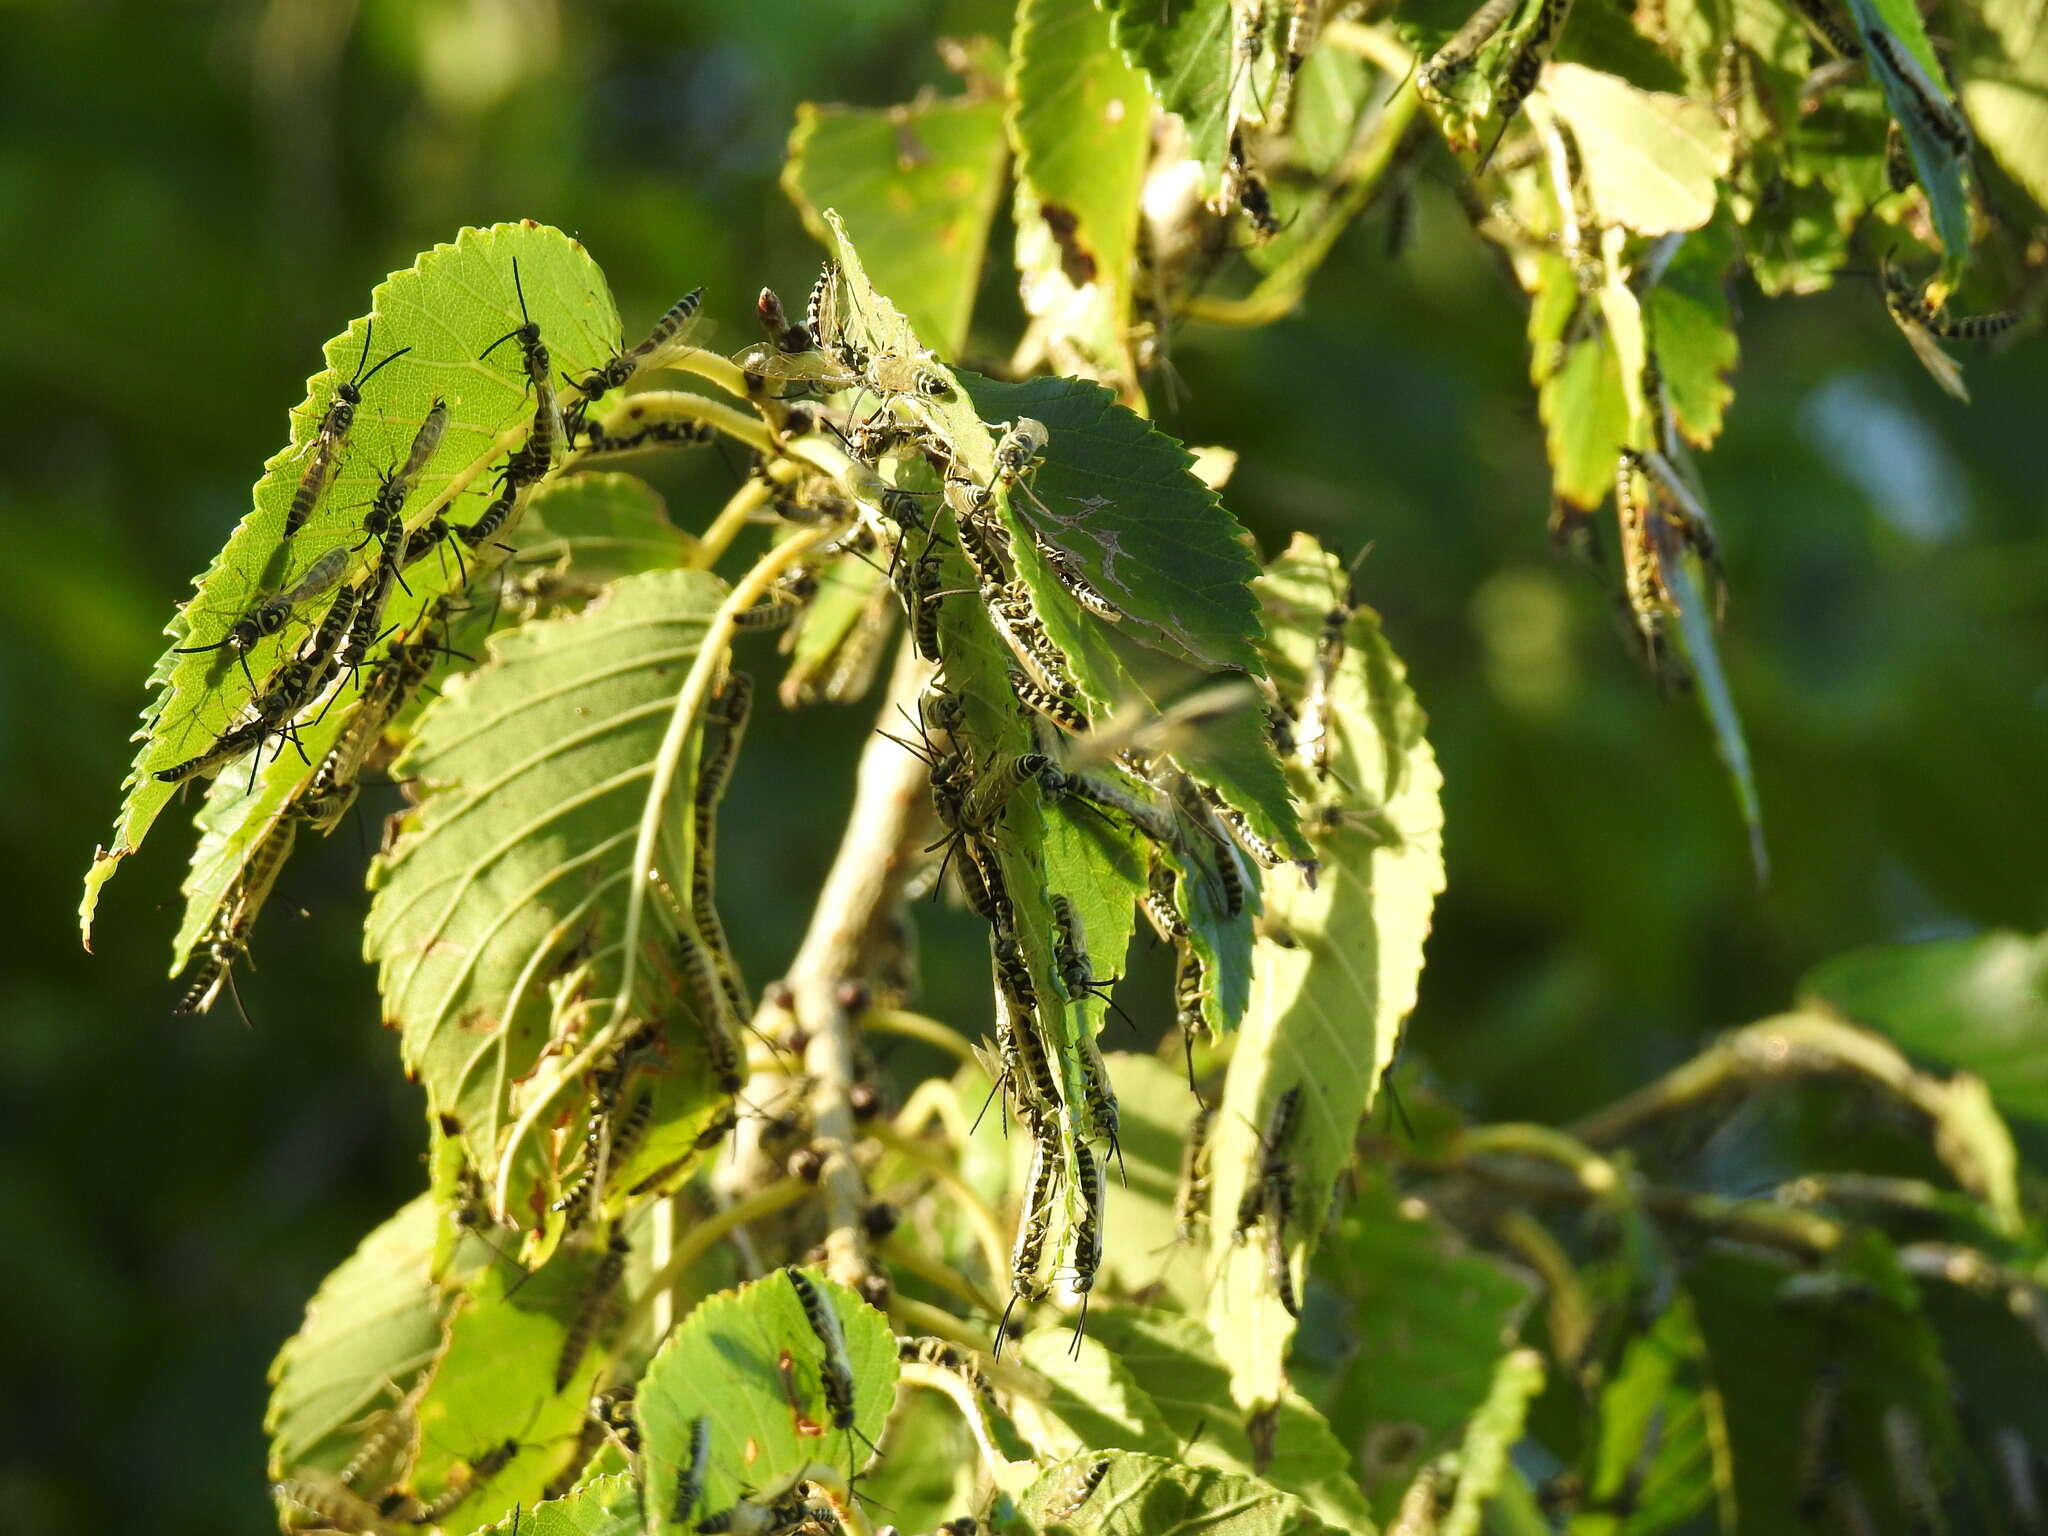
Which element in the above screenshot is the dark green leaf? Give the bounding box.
[1318,1178,1537,1521]
[1100,0,1236,192]
[1689,1237,1964,1536]
[963,372,1270,679]
[1802,930,2048,1125]
[1085,1307,1380,1533]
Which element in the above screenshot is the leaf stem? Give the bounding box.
[646,345,751,403]
[591,390,774,457]
[690,478,774,571]
[1564,1012,2018,1230]
[868,1120,1010,1299]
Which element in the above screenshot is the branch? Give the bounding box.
[762,642,940,1285]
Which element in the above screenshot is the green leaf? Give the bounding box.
[365,568,727,1211]
[465,1471,642,1536]
[1570,1298,1720,1536]
[1085,1308,1381,1534]
[1205,535,1445,1416]
[1439,1348,1545,1536]
[1645,225,1740,450]
[852,1385,983,1534]
[1841,0,1973,266]
[1539,65,1732,235]
[636,1270,899,1521]
[1960,0,2048,215]
[961,372,1269,679]
[1009,1327,1181,1458]
[85,220,619,944]
[1017,1450,1340,1535]
[266,1194,451,1481]
[1009,0,1156,393]
[1096,1052,1210,1311]
[407,1251,613,1528]
[1802,930,2048,1126]
[783,93,1010,358]
[515,472,696,594]
[1537,304,1630,511]
[1100,0,1236,192]
[1656,517,1767,883]
[1688,1237,1964,1536]
[1318,1179,1537,1521]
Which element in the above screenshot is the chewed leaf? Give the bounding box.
[1206,534,1443,1416]
[784,92,1010,358]
[1009,0,1155,395]
[365,568,726,1213]
[265,1195,451,1483]
[1018,1449,1338,1534]
[636,1270,898,1521]
[961,372,1268,678]
[86,220,619,945]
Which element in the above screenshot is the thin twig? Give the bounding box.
[862,1007,981,1070]
[869,1121,1011,1297]
[623,1176,810,1345]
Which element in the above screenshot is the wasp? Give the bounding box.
[288,321,412,536]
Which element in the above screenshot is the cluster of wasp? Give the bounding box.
[152,223,1376,1534]
[154,249,716,1019]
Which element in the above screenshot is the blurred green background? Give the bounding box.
[2,1,2043,1531]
